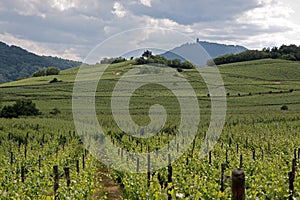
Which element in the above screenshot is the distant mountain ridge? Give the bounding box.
[0,41,81,83]
[161,40,247,66]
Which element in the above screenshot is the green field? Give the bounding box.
[1,58,300,199]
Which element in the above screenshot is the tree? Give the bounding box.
[142,50,152,58]
[168,58,182,68]
[32,68,46,77]
[46,67,60,75]
[181,60,195,69]
[0,100,40,118]
[32,67,60,77]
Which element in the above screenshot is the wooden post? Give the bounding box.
[226,149,228,164]
[239,154,243,169]
[76,160,80,174]
[24,144,27,159]
[136,157,139,173]
[220,163,226,192]
[292,158,296,173]
[168,155,172,183]
[147,153,151,186]
[64,167,70,187]
[21,166,25,183]
[252,149,255,161]
[209,151,212,164]
[39,155,41,170]
[53,166,59,198]
[288,171,295,200]
[10,151,13,165]
[167,154,172,200]
[236,143,239,154]
[231,169,245,200]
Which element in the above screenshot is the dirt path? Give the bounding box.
[94,164,122,200]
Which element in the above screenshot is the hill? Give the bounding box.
[1,58,299,115]
[0,41,81,83]
[161,40,247,66]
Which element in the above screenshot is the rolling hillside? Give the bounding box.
[0,58,299,116]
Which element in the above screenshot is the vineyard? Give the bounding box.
[1,59,300,199]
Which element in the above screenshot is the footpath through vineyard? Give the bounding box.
[95,164,122,200]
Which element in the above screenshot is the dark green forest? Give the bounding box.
[208,44,300,65]
[0,42,81,83]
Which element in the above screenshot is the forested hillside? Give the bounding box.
[209,44,300,65]
[0,42,81,83]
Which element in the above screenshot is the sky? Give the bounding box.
[0,0,299,62]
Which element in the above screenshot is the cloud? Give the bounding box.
[140,0,152,7]
[0,0,299,61]
[112,2,127,18]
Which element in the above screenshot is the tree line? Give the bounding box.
[136,50,195,69]
[207,44,300,66]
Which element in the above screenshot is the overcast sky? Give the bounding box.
[0,0,299,61]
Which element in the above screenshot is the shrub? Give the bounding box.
[281,105,288,111]
[0,100,40,118]
[46,67,60,76]
[33,68,46,77]
[32,67,60,77]
[177,68,183,73]
[49,78,59,83]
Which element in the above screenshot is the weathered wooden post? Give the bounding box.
[64,167,70,187]
[53,166,59,198]
[167,154,172,200]
[82,154,85,170]
[21,166,25,183]
[76,160,80,174]
[232,169,245,200]
[220,163,226,192]
[38,155,41,170]
[239,154,243,169]
[10,151,13,165]
[136,157,139,173]
[288,171,295,200]
[147,152,151,187]
[24,144,27,159]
